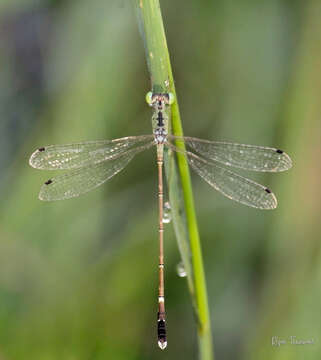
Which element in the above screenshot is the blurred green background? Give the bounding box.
[0,0,320,359]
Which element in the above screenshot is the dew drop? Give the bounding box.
[162,201,172,224]
[176,261,187,278]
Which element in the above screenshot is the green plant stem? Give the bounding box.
[134,1,214,359]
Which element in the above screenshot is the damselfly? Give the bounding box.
[29,92,292,349]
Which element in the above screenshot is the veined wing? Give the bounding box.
[38,141,154,201]
[167,143,277,209]
[29,135,154,170]
[168,136,292,172]
[188,153,277,209]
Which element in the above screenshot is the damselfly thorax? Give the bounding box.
[147,92,173,145]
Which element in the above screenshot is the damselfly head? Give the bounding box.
[145,92,175,107]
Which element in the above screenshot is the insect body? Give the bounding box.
[29,92,292,349]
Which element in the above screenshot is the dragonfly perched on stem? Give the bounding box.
[29,92,292,350]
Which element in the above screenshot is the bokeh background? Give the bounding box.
[0,0,320,359]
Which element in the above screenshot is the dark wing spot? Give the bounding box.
[276,149,283,154]
[265,188,272,194]
[45,179,53,185]
[38,147,45,152]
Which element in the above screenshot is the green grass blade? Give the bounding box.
[134,1,214,358]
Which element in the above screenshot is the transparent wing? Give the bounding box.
[188,153,277,209]
[38,142,154,201]
[168,136,292,172]
[29,135,154,170]
[167,143,277,209]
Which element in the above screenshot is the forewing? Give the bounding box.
[187,153,277,209]
[39,142,154,201]
[169,136,292,172]
[29,135,154,170]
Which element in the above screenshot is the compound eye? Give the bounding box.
[146,91,153,105]
[168,92,175,105]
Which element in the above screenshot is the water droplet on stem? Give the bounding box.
[162,201,171,224]
[176,261,187,277]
